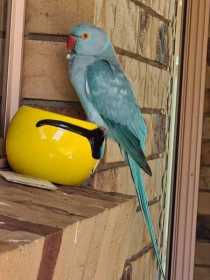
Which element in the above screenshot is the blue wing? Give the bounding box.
[86,59,165,279]
[86,59,151,175]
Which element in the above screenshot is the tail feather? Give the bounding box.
[127,155,166,280]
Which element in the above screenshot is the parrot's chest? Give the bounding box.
[69,55,96,99]
[69,56,107,129]
[70,56,95,84]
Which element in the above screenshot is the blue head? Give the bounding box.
[66,24,115,58]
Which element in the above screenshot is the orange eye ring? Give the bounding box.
[81,33,89,40]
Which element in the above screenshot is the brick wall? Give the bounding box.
[21,0,178,278]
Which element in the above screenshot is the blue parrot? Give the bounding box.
[66,23,165,279]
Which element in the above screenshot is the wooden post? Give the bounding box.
[1,0,26,138]
[170,1,210,279]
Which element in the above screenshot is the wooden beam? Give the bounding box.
[170,1,210,279]
[0,177,136,280]
[1,0,26,138]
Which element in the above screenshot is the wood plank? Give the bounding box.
[194,267,210,280]
[195,241,210,265]
[169,5,209,280]
[25,0,95,35]
[0,177,136,280]
[0,0,7,33]
[1,0,26,140]
[0,177,134,229]
[198,192,210,215]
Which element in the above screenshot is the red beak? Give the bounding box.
[66,35,77,52]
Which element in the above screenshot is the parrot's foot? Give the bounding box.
[99,126,108,135]
[136,206,141,212]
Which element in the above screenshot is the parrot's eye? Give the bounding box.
[81,33,90,40]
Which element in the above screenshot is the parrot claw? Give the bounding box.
[99,127,108,136]
[136,206,141,212]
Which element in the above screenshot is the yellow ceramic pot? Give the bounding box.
[6,106,104,185]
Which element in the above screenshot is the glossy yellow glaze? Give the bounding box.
[6,106,100,185]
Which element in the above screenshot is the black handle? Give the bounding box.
[36,119,105,159]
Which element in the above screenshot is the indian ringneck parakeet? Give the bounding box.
[66,24,165,279]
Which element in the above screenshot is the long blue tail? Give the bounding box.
[127,155,166,280]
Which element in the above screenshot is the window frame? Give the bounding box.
[0,0,26,167]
